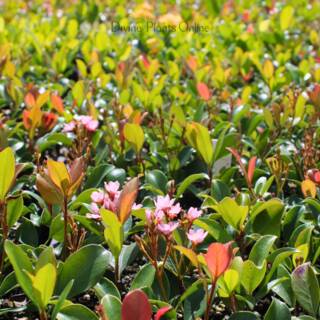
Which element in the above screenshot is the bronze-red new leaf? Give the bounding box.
[117,177,139,224]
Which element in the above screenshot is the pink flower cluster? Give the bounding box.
[63,115,99,133]
[147,195,207,245]
[87,181,141,220]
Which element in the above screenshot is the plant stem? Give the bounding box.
[154,261,168,301]
[204,280,216,320]
[114,256,120,285]
[230,293,237,312]
[39,310,47,320]
[0,201,8,275]
[63,197,69,259]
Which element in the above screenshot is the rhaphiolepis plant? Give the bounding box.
[36,157,85,256]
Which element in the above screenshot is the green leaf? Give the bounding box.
[145,170,168,195]
[291,263,320,316]
[72,80,85,107]
[186,122,213,166]
[28,247,57,309]
[229,311,259,320]
[280,6,294,30]
[249,235,277,266]
[51,280,74,320]
[4,241,38,306]
[6,195,24,227]
[265,247,298,283]
[211,179,230,202]
[131,263,156,290]
[217,269,239,298]
[217,197,248,231]
[94,277,120,300]
[264,298,291,320]
[123,123,144,153]
[0,272,17,297]
[57,304,98,320]
[0,147,15,201]
[194,218,232,242]
[56,244,110,297]
[241,260,266,295]
[118,243,139,276]
[251,199,284,236]
[101,294,122,320]
[100,209,124,259]
[176,173,209,198]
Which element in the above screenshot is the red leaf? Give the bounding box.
[227,147,250,187]
[42,112,58,131]
[51,94,65,114]
[197,82,211,101]
[22,110,31,129]
[247,156,257,186]
[141,54,150,69]
[24,92,36,107]
[121,290,152,320]
[186,56,197,72]
[117,177,139,224]
[154,306,171,320]
[204,242,233,279]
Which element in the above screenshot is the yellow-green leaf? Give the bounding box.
[123,123,144,153]
[280,6,294,31]
[217,197,248,231]
[175,245,198,267]
[47,159,70,194]
[100,209,123,259]
[263,60,274,79]
[218,269,239,297]
[0,147,15,201]
[186,122,213,166]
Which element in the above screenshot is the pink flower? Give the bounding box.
[91,191,105,204]
[132,203,142,210]
[63,121,76,132]
[85,119,99,132]
[87,202,101,219]
[86,213,101,220]
[167,203,181,219]
[104,181,120,198]
[157,221,179,236]
[146,209,153,224]
[77,115,99,132]
[187,228,208,245]
[154,210,165,224]
[186,207,202,222]
[103,197,117,212]
[90,202,100,214]
[77,115,92,125]
[155,195,174,212]
[146,209,164,225]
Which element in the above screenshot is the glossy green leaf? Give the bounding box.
[131,263,156,290]
[57,304,99,320]
[264,298,291,320]
[101,294,122,320]
[4,240,36,306]
[56,244,110,297]
[291,263,320,316]
[217,197,248,231]
[176,173,209,198]
[241,260,266,295]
